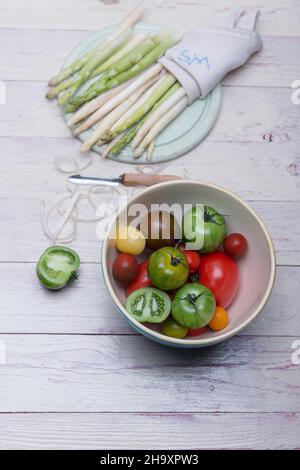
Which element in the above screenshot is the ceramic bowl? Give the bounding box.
[102,180,276,348]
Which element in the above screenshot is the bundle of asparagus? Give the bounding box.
[46,6,188,160]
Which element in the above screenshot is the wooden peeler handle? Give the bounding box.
[121,173,182,187]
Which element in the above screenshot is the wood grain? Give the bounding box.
[1,0,300,37]
[0,412,299,449]
[0,264,298,335]
[0,136,299,202]
[0,334,299,413]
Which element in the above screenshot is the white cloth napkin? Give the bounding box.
[159,9,262,103]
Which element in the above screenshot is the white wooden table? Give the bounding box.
[0,0,299,450]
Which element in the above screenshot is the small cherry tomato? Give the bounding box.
[188,327,207,337]
[112,254,138,285]
[115,225,146,256]
[223,233,248,259]
[126,260,152,296]
[183,250,201,273]
[208,306,229,331]
[162,317,188,339]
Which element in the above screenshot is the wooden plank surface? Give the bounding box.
[1,0,300,38]
[0,412,299,450]
[1,136,299,202]
[0,334,299,413]
[0,264,299,335]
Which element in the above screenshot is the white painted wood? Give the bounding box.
[0,136,299,201]
[0,264,298,336]
[1,30,299,87]
[1,83,299,141]
[0,194,299,263]
[0,412,299,450]
[0,334,299,413]
[1,0,300,38]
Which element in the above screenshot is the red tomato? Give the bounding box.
[183,250,201,273]
[224,233,248,259]
[112,254,138,285]
[198,252,239,308]
[126,260,152,296]
[188,327,208,337]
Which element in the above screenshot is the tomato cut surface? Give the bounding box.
[125,287,171,323]
[36,246,80,290]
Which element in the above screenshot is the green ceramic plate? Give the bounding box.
[62,22,222,164]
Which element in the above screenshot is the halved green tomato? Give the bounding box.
[36,246,80,290]
[125,287,171,323]
[172,283,216,328]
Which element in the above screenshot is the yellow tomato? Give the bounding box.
[208,306,229,331]
[115,225,146,255]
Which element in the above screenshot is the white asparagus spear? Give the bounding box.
[67,83,128,127]
[109,71,165,132]
[134,96,189,158]
[73,64,162,136]
[80,80,154,153]
[132,87,187,148]
[112,5,144,39]
[89,31,149,80]
[147,139,156,161]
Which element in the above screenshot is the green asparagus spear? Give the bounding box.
[58,33,154,106]
[65,35,181,113]
[89,31,169,80]
[110,82,181,156]
[106,73,176,140]
[47,32,130,101]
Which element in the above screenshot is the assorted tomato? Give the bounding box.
[112,253,138,285]
[112,212,248,340]
[126,260,152,296]
[115,225,146,255]
[209,306,229,331]
[198,252,239,308]
[183,250,201,273]
[224,233,248,259]
[148,247,189,290]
